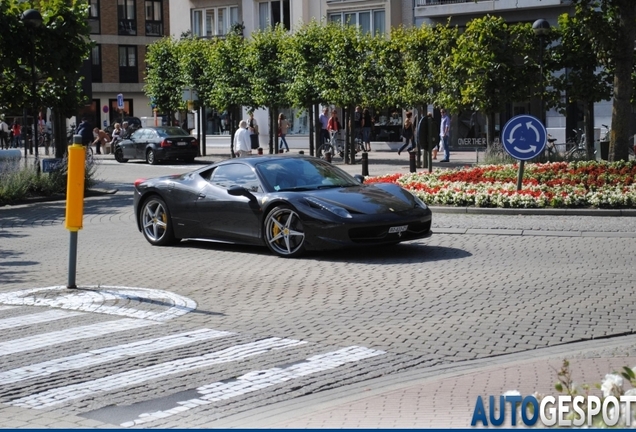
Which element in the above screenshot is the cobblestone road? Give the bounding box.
[1,154,635,427]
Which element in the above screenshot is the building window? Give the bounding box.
[91,45,102,83]
[89,0,100,34]
[119,46,138,83]
[329,9,385,35]
[258,0,290,31]
[118,0,137,35]
[145,0,163,36]
[191,6,240,38]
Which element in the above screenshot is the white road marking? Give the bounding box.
[0,328,233,385]
[0,309,84,330]
[121,346,385,427]
[0,286,197,322]
[0,306,16,312]
[8,337,307,409]
[0,318,158,357]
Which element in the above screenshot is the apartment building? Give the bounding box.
[80,0,170,130]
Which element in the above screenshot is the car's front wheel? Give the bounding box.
[114,147,128,163]
[264,205,306,258]
[140,196,177,246]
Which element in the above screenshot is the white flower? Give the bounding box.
[601,373,623,398]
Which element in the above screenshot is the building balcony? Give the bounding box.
[415,0,568,17]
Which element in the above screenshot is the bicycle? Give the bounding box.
[317,131,365,161]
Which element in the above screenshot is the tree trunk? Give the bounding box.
[313,103,320,157]
[486,112,496,147]
[52,109,67,159]
[584,101,595,160]
[610,0,636,162]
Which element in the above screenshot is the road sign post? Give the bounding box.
[501,115,547,191]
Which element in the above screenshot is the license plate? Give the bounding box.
[177,141,187,146]
[388,225,408,234]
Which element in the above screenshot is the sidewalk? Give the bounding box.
[209,334,636,428]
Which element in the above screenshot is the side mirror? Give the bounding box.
[227,185,256,200]
[353,174,364,184]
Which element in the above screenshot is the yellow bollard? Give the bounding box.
[66,134,85,288]
[65,138,86,231]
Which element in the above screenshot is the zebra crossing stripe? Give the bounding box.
[0,328,234,386]
[0,309,84,330]
[0,318,158,357]
[8,337,307,409]
[121,346,385,427]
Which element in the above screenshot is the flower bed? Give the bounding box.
[365,161,636,209]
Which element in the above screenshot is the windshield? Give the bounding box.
[256,158,360,192]
[156,127,190,137]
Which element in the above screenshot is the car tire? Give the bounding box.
[184,157,195,164]
[140,196,177,246]
[114,148,128,163]
[264,205,306,258]
[146,149,158,165]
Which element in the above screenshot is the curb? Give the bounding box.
[430,206,636,217]
[0,188,118,207]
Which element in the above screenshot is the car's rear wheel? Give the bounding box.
[264,205,306,258]
[114,147,128,163]
[140,196,177,246]
[146,149,158,165]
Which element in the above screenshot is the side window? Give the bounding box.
[131,129,145,140]
[209,164,260,192]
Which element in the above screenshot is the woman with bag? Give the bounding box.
[397,111,415,156]
[278,113,289,153]
[248,111,260,150]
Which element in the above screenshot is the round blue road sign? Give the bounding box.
[501,115,547,161]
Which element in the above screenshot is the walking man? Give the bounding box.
[439,109,450,162]
[233,120,251,157]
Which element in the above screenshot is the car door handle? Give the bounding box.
[198,193,206,199]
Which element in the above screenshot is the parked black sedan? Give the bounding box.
[114,126,199,165]
[133,155,432,257]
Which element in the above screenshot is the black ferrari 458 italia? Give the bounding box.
[133,155,432,257]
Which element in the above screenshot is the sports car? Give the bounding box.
[133,155,432,257]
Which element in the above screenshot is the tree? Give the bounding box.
[283,20,333,156]
[546,0,635,161]
[246,25,290,154]
[550,12,613,159]
[447,16,539,144]
[0,0,93,157]
[144,37,185,122]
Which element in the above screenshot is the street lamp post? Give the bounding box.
[21,9,43,163]
[533,19,551,127]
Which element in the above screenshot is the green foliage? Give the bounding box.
[206,32,254,111]
[0,0,93,117]
[247,25,290,110]
[394,25,436,108]
[144,37,185,114]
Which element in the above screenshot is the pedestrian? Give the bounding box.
[0,118,9,149]
[319,107,330,146]
[352,105,363,145]
[233,120,251,157]
[91,128,109,155]
[327,110,340,142]
[76,117,93,147]
[278,113,289,153]
[11,120,22,148]
[247,111,259,150]
[397,111,415,155]
[108,122,123,154]
[362,108,372,152]
[121,121,131,139]
[439,108,450,162]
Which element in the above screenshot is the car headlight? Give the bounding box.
[304,197,352,219]
[411,193,429,210]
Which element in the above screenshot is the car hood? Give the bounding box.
[301,184,420,215]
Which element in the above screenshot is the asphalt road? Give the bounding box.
[1,151,635,428]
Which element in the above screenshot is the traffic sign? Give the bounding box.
[117,93,124,109]
[501,115,546,161]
